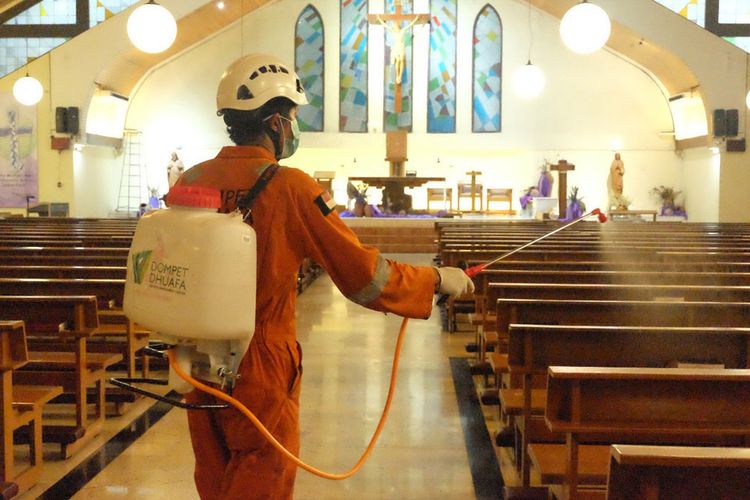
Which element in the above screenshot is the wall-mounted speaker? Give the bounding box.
[66,106,79,135]
[713,109,727,137]
[54,106,80,135]
[55,107,66,133]
[726,109,739,137]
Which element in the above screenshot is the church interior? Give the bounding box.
[1,0,750,499]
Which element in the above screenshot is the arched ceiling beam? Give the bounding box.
[529,0,705,148]
[528,0,699,96]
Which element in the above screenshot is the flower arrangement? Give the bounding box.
[611,194,631,210]
[346,181,368,204]
[537,160,554,197]
[566,186,586,219]
[346,181,369,217]
[519,185,540,210]
[148,187,161,208]
[650,185,685,216]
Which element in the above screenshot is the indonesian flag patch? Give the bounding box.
[314,191,337,216]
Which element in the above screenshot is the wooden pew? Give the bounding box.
[538,367,750,499]
[488,299,750,422]
[0,246,129,258]
[0,237,132,248]
[606,444,750,500]
[0,255,127,267]
[506,324,750,486]
[0,266,126,280]
[0,278,150,384]
[0,321,62,495]
[496,299,750,338]
[461,259,750,273]
[457,260,750,341]
[0,296,122,458]
[478,290,750,395]
[489,282,750,302]
[479,268,750,286]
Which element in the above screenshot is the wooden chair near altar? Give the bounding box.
[457,183,483,212]
[486,188,515,215]
[313,171,336,194]
[427,188,453,212]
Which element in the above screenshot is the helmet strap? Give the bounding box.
[263,114,284,160]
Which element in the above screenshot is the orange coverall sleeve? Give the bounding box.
[286,169,436,319]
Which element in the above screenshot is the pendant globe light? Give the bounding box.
[560,1,611,54]
[13,75,43,106]
[127,0,177,54]
[13,39,43,106]
[513,61,545,100]
[513,1,545,99]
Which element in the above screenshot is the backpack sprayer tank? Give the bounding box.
[123,186,256,393]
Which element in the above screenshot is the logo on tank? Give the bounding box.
[132,251,152,284]
[131,249,190,294]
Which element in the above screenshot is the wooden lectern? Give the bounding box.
[386,130,408,177]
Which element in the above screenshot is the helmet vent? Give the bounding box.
[296,79,304,93]
[237,85,254,100]
[250,71,259,80]
[280,66,289,74]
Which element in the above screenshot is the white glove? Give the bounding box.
[435,267,475,298]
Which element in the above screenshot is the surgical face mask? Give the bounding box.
[278,116,300,159]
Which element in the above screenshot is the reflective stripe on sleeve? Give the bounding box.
[346,254,391,306]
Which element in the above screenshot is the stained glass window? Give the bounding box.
[654,0,750,52]
[295,5,324,132]
[0,0,139,78]
[472,5,502,133]
[340,0,368,132]
[383,0,414,131]
[654,0,706,26]
[427,0,457,133]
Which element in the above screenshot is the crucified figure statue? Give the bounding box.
[378,14,419,85]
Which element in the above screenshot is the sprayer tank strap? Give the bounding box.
[237,163,281,211]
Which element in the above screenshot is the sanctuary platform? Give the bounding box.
[342,213,519,253]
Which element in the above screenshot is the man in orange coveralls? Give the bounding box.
[173,53,474,499]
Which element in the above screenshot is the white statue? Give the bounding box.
[167,151,184,187]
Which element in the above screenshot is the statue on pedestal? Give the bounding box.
[607,152,627,209]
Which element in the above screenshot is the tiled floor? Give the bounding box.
[19,254,498,499]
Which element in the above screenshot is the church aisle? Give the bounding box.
[21,254,482,499]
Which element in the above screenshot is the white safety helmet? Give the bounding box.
[216,53,308,114]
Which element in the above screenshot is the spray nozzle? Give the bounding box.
[590,208,608,223]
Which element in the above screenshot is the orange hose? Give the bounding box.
[168,316,410,480]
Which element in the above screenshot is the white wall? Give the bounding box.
[681,147,721,222]
[121,0,688,218]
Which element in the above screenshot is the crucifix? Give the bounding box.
[368,1,429,114]
[550,159,575,219]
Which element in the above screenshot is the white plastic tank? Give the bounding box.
[124,185,256,343]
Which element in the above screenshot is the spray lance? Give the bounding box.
[436,208,608,305]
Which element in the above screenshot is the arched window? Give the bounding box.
[472,5,502,132]
[428,0,457,133]
[340,0,369,132]
[295,5,324,131]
